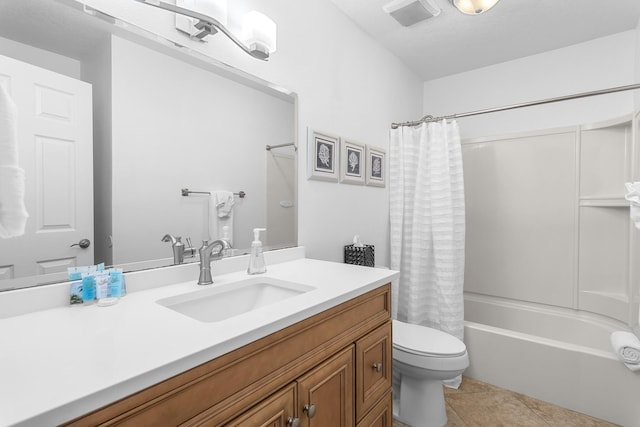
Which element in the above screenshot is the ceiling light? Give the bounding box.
[452,0,501,15]
[134,0,277,61]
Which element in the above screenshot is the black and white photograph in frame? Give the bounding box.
[307,128,339,181]
[340,140,365,185]
[365,145,386,187]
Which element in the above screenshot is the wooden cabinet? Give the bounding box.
[63,284,392,427]
[355,322,392,421]
[297,346,354,427]
[356,391,393,427]
[222,347,356,427]
[221,383,296,427]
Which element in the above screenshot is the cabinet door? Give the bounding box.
[356,391,392,427]
[355,321,392,421]
[221,383,297,427]
[297,346,354,427]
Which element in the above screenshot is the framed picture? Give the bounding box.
[339,140,365,185]
[365,145,386,187]
[307,128,339,181]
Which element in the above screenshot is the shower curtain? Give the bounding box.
[389,119,465,386]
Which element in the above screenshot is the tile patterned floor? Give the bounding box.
[393,376,619,427]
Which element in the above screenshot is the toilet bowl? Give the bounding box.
[393,319,469,427]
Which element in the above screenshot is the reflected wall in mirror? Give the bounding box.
[0,0,297,291]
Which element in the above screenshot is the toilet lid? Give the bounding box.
[393,320,467,357]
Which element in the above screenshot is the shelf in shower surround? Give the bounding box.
[581,290,628,303]
[579,196,628,207]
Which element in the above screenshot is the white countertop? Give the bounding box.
[0,250,398,427]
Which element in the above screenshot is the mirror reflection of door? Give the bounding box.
[0,54,93,283]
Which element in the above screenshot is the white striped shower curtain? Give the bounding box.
[389,119,465,386]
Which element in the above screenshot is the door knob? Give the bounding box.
[372,362,383,372]
[303,404,316,418]
[70,238,91,249]
[286,417,301,427]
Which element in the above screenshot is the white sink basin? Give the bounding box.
[157,277,315,322]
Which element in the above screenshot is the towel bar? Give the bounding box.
[181,188,246,198]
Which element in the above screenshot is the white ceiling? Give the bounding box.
[329,0,640,81]
[0,0,113,60]
[3,0,640,83]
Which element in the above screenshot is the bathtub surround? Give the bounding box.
[460,114,640,425]
[464,294,640,426]
[389,119,465,385]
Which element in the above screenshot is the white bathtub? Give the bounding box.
[463,293,640,427]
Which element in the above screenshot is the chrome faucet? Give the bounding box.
[161,234,185,265]
[198,239,232,285]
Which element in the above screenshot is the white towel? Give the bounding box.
[0,85,18,167]
[624,182,640,229]
[0,85,28,238]
[0,166,28,238]
[208,191,234,245]
[610,331,640,371]
[214,190,235,218]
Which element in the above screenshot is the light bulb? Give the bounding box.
[242,11,277,59]
[452,0,500,15]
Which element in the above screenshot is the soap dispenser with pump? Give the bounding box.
[247,228,267,274]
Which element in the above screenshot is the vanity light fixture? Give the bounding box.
[175,0,227,38]
[451,0,501,15]
[242,11,277,59]
[134,0,277,60]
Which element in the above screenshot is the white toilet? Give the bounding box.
[393,319,469,427]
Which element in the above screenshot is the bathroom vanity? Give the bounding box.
[65,284,391,426]
[0,248,398,426]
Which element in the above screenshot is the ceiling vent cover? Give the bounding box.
[383,0,441,27]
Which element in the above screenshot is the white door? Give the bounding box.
[0,54,93,285]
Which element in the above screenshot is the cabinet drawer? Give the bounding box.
[355,321,392,421]
[356,390,392,427]
[220,383,296,427]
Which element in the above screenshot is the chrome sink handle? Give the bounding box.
[184,237,196,257]
[197,239,232,285]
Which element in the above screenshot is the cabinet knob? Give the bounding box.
[372,362,383,372]
[287,417,301,427]
[303,404,317,418]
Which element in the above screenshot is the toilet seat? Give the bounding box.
[393,320,466,357]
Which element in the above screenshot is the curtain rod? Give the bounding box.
[390,82,640,129]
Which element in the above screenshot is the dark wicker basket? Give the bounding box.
[344,244,375,267]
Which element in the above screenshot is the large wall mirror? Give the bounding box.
[0,0,297,291]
